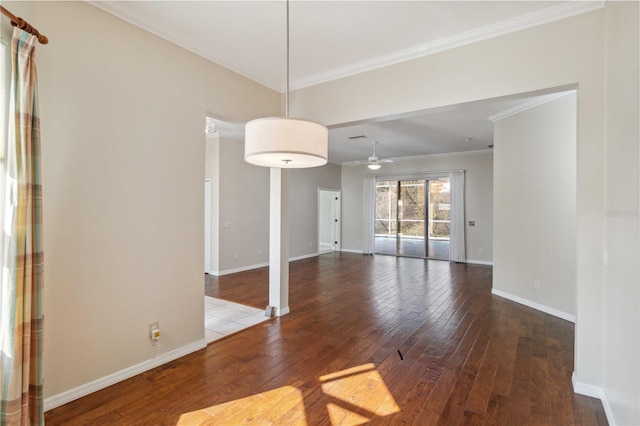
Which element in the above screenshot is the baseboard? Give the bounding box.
[275,306,291,317]
[336,250,491,262]
[290,252,320,262]
[212,253,327,276]
[213,262,269,276]
[572,372,616,425]
[465,259,494,266]
[491,288,576,323]
[44,339,207,412]
[340,248,365,254]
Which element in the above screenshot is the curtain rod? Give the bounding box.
[0,5,48,44]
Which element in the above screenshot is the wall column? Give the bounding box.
[269,168,290,316]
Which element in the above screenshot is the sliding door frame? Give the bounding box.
[374,170,459,260]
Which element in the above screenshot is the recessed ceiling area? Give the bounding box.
[209,91,570,164]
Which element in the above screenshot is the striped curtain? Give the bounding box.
[0,27,45,425]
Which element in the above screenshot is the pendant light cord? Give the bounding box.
[285,0,290,118]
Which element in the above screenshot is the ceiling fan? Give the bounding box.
[343,141,393,170]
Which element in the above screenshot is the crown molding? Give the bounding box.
[488,91,575,122]
[341,149,493,166]
[290,1,604,90]
[85,1,281,91]
[86,0,604,93]
[390,149,494,163]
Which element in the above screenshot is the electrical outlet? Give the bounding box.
[534,280,541,290]
[148,321,159,340]
[478,248,483,254]
[234,253,239,260]
[258,249,262,256]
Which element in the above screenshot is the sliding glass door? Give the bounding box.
[374,177,450,260]
[426,178,451,259]
[374,181,398,255]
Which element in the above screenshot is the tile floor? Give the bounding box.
[204,296,269,344]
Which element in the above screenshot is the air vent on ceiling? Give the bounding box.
[348,135,368,140]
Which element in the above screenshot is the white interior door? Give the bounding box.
[318,189,341,253]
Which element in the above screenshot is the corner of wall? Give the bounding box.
[572,372,617,425]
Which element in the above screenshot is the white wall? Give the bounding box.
[341,152,493,264]
[603,2,640,424]
[8,0,280,401]
[493,92,577,318]
[289,163,342,259]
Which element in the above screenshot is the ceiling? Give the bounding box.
[89,1,600,164]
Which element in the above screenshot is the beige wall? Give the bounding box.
[205,134,341,274]
[4,0,637,421]
[7,0,280,399]
[289,163,342,258]
[217,137,270,273]
[603,2,639,424]
[493,92,577,317]
[340,152,494,264]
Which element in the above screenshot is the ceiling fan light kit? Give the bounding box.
[345,140,393,169]
[244,0,328,169]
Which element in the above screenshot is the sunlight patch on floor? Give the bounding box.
[177,363,399,425]
[321,363,400,424]
[177,385,307,425]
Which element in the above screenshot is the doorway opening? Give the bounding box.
[374,177,450,260]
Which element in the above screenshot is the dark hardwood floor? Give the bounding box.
[45,253,607,425]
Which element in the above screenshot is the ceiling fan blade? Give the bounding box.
[343,141,392,167]
[343,160,369,166]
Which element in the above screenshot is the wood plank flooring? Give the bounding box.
[45,253,607,425]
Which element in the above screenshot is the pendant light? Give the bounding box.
[244,0,328,168]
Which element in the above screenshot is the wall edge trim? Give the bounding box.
[465,259,494,266]
[212,262,269,276]
[290,252,320,262]
[488,90,575,122]
[491,288,576,323]
[572,372,617,425]
[212,253,325,276]
[340,249,366,254]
